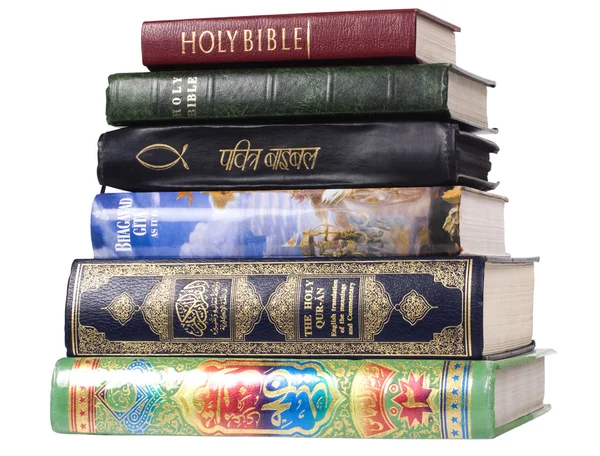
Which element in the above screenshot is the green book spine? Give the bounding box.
[50,353,549,438]
[106,64,453,125]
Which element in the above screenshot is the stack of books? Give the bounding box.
[51,9,551,439]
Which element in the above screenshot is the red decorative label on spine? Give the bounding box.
[174,359,340,436]
[350,362,397,437]
[68,358,100,433]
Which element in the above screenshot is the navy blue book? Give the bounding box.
[65,257,535,359]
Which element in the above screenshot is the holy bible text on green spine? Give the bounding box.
[106,64,493,129]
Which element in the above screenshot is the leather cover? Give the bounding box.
[105,64,493,130]
[65,257,490,358]
[97,121,498,191]
[90,187,507,259]
[141,9,459,67]
[50,352,550,437]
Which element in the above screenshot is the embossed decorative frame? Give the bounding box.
[70,259,474,357]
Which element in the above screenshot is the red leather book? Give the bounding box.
[142,9,460,68]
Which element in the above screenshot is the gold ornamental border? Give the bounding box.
[78,259,468,292]
[71,259,473,357]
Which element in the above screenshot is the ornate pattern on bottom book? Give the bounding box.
[50,355,550,438]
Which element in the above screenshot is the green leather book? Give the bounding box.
[106,64,494,130]
[50,350,550,438]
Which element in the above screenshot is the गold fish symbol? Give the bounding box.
[136,143,190,170]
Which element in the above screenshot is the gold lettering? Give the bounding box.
[302,147,320,169]
[199,30,215,53]
[264,147,320,170]
[172,109,182,118]
[217,30,226,53]
[315,286,325,330]
[267,28,277,51]
[261,399,290,427]
[294,27,303,50]
[172,76,182,94]
[288,149,302,169]
[264,149,283,170]
[331,280,338,312]
[219,149,235,171]
[181,31,196,54]
[281,28,290,50]
[219,139,262,171]
[316,287,325,304]
[217,143,321,172]
[176,281,211,337]
[330,314,338,337]
[261,370,327,426]
[348,282,355,322]
[187,109,196,117]
[226,30,238,52]
[303,315,313,336]
[307,20,311,59]
[303,280,314,310]
[278,149,290,170]
[244,29,253,51]
[258,28,263,51]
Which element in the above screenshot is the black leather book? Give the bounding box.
[97,121,499,191]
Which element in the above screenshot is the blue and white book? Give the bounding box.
[90,188,507,259]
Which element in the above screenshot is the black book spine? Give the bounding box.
[97,121,496,191]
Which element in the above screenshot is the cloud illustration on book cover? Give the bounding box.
[91,188,461,259]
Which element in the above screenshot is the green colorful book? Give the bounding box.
[50,350,550,438]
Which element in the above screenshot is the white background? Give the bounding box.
[0,0,597,452]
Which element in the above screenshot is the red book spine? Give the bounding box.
[141,9,458,67]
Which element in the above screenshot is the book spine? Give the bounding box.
[51,356,494,437]
[97,121,468,192]
[91,187,466,259]
[105,65,450,125]
[65,257,484,358]
[141,10,426,67]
